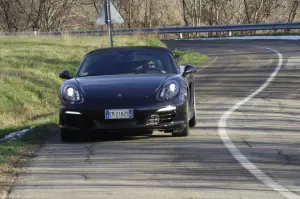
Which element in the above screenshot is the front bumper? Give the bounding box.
[59,102,187,133]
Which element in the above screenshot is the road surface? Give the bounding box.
[8,40,300,199]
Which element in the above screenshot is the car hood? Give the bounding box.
[75,74,171,100]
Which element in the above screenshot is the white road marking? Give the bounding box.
[199,56,218,71]
[218,47,300,199]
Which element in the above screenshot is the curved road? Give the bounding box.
[9,40,300,199]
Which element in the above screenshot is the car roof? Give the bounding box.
[85,46,173,56]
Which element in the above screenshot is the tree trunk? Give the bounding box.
[182,0,189,26]
[243,0,251,23]
[288,0,299,22]
[0,0,13,31]
[149,0,153,27]
[144,0,148,28]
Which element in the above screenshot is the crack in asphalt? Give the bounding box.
[84,144,94,164]
[278,102,284,110]
[276,149,291,165]
[262,97,272,102]
[243,139,253,148]
[80,174,88,181]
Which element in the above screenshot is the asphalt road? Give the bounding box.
[9,40,300,199]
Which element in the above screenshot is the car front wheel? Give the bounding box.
[189,88,197,127]
[172,124,189,137]
[189,112,196,127]
[172,101,190,137]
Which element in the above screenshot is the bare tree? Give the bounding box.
[0,0,299,32]
[40,0,78,31]
[288,0,299,22]
[0,0,23,31]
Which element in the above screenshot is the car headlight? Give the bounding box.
[158,80,180,100]
[62,84,82,102]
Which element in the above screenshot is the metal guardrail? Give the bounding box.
[1,22,300,36]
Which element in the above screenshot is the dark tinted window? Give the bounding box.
[76,50,176,77]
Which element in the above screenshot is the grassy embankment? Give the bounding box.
[0,35,208,175]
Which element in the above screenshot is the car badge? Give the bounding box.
[117,94,122,97]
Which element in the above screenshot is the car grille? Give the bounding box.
[146,110,176,125]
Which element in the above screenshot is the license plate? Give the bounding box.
[105,109,134,119]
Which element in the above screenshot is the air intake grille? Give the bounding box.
[146,110,176,125]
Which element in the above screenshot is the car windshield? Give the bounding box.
[76,49,177,77]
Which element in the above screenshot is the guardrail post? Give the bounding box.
[229,31,232,37]
[180,33,183,39]
[272,24,277,34]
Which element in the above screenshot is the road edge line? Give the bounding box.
[199,56,218,71]
[218,47,300,199]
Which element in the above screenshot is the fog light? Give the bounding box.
[157,105,176,113]
[65,111,82,115]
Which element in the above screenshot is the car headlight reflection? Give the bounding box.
[159,80,180,100]
[62,85,82,102]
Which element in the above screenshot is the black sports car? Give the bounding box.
[58,46,197,141]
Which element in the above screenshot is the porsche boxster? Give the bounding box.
[58,46,197,141]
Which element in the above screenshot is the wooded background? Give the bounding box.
[0,0,299,32]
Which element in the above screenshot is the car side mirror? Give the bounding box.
[183,65,197,76]
[59,69,71,79]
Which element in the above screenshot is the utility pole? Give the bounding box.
[106,0,113,47]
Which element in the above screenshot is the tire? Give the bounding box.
[189,85,197,128]
[189,112,197,127]
[60,128,79,142]
[172,101,190,137]
[172,125,189,137]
